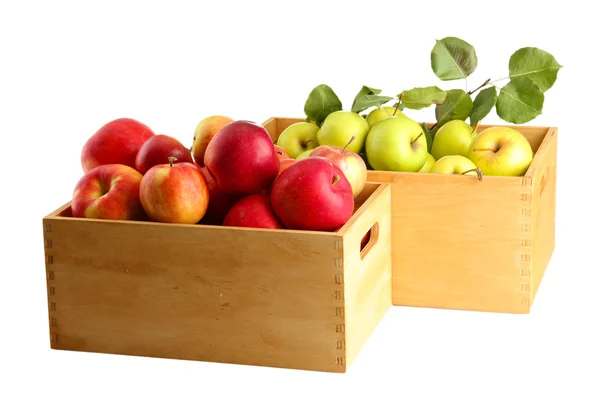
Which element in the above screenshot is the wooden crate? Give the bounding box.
[263,117,557,314]
[42,182,392,372]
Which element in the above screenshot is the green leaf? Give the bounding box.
[469,87,497,126]
[304,84,343,127]
[434,89,473,129]
[496,78,544,124]
[351,85,382,110]
[351,94,393,113]
[509,47,562,93]
[400,86,447,110]
[431,37,478,81]
[421,122,433,153]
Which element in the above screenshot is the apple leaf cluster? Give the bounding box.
[302,36,562,144]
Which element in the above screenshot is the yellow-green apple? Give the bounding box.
[466,126,533,176]
[431,120,475,160]
[81,118,155,173]
[204,120,280,195]
[365,116,428,172]
[270,156,354,231]
[139,157,209,224]
[191,115,234,165]
[366,106,406,129]
[199,166,240,225]
[317,111,369,153]
[276,122,320,158]
[296,149,314,160]
[135,134,193,174]
[223,193,284,229]
[431,155,480,178]
[418,153,436,173]
[309,137,367,197]
[274,145,291,161]
[72,164,145,220]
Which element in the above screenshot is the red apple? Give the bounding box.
[223,193,283,229]
[270,156,354,231]
[274,145,291,161]
[135,134,193,174]
[81,118,155,173]
[139,157,209,224]
[309,139,367,197]
[72,164,145,220]
[199,166,240,224]
[204,120,280,195]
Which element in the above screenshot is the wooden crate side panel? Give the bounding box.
[530,127,558,303]
[379,173,530,313]
[42,218,346,372]
[342,183,392,366]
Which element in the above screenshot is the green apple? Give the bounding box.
[466,126,533,176]
[431,155,479,177]
[276,122,320,159]
[418,153,436,173]
[431,120,475,160]
[296,149,314,160]
[366,106,406,129]
[365,116,428,172]
[317,111,369,154]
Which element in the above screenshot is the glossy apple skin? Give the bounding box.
[223,193,283,229]
[135,134,193,174]
[81,118,155,173]
[467,126,533,176]
[418,153,436,173]
[365,116,428,172]
[199,166,240,225]
[431,120,474,160]
[270,156,354,231]
[192,115,234,166]
[431,155,478,175]
[317,111,370,154]
[204,121,280,195]
[72,164,145,220]
[274,145,291,161]
[276,122,320,158]
[309,145,367,197]
[139,161,209,224]
[366,106,406,129]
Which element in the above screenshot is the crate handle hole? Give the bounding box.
[360,222,379,260]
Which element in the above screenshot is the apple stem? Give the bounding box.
[168,156,178,167]
[276,151,283,155]
[410,132,424,144]
[467,78,491,95]
[392,93,403,116]
[342,136,356,153]
[302,139,314,148]
[331,174,340,186]
[472,148,498,153]
[462,168,483,182]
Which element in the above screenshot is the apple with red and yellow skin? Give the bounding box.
[204,120,280,195]
[277,158,296,176]
[81,118,155,173]
[274,145,291,161]
[223,193,284,229]
[191,115,234,166]
[270,156,354,231]
[72,164,145,220]
[199,166,241,225]
[309,137,367,197]
[139,157,209,224]
[135,134,193,174]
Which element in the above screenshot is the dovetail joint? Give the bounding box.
[335,324,345,333]
[335,356,346,367]
[334,240,343,251]
[43,223,52,232]
[334,290,343,300]
[333,257,342,267]
[335,307,345,317]
[45,239,53,249]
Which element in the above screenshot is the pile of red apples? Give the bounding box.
[72,116,368,232]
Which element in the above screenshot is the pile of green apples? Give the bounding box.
[276,107,534,179]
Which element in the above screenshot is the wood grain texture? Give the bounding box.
[528,128,558,305]
[340,183,392,365]
[42,182,392,372]
[263,117,557,314]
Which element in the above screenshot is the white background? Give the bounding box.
[2,0,599,392]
